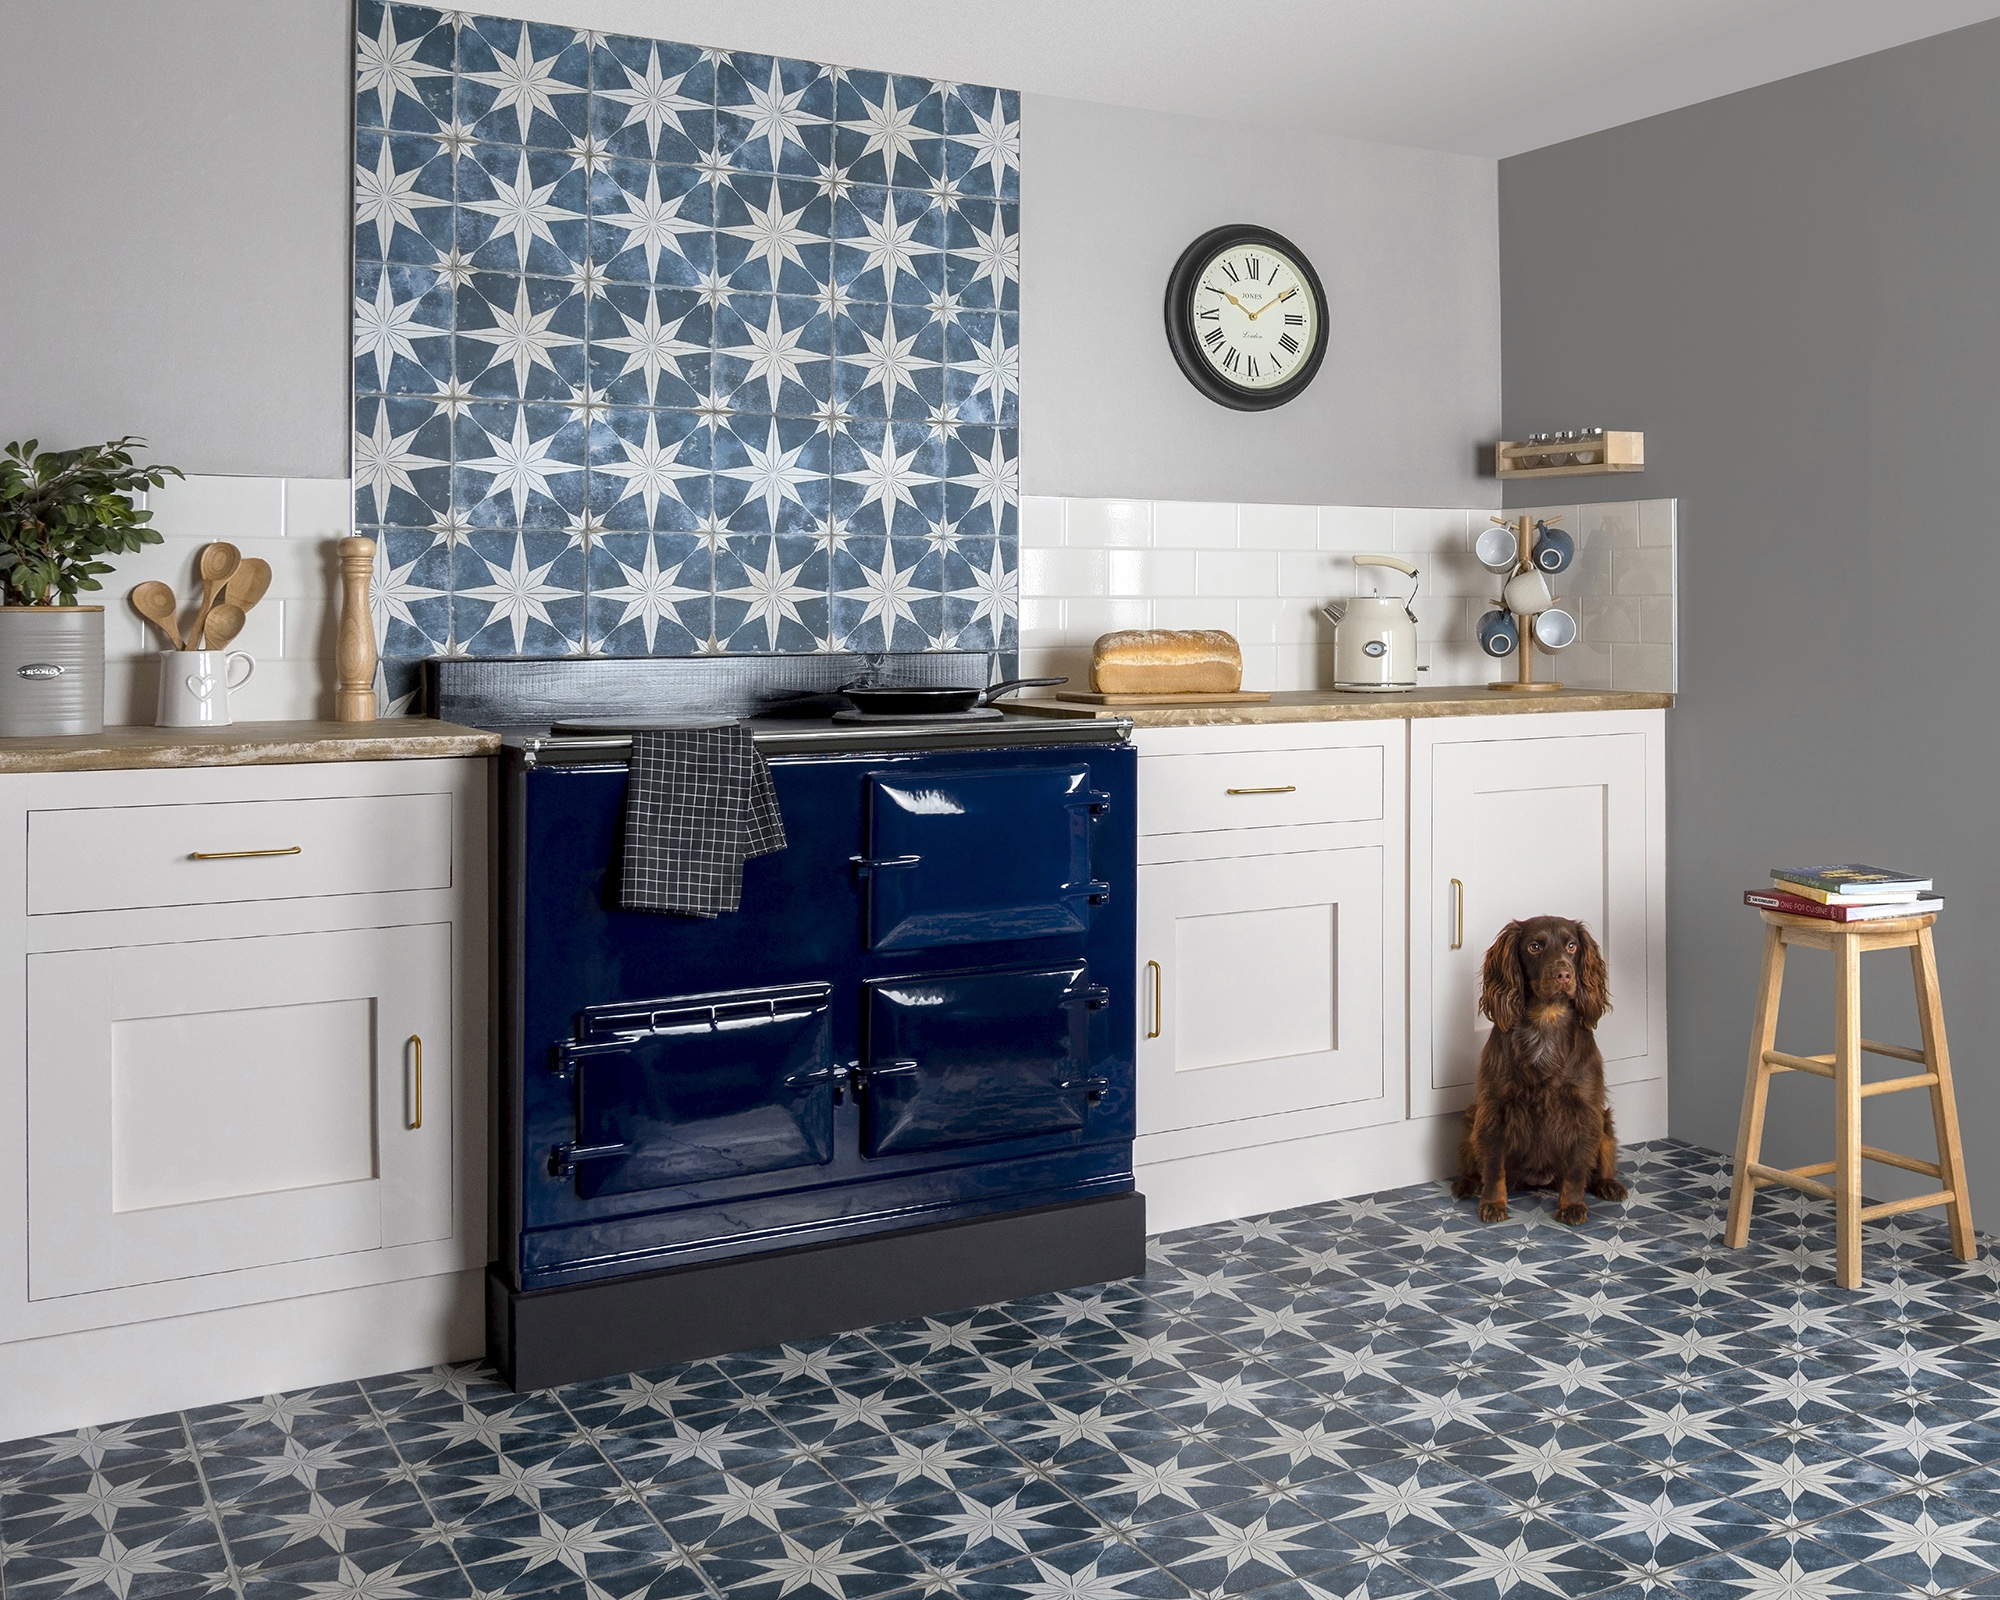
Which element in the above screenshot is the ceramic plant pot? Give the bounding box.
[0,605,105,736]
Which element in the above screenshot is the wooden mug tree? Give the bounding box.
[336,535,377,722]
[1488,513,1563,693]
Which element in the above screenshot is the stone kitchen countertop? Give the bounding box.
[1008,686,1673,727]
[0,718,500,774]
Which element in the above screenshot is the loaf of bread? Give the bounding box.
[1090,629,1243,694]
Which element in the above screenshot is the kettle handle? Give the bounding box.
[1353,554,1421,623]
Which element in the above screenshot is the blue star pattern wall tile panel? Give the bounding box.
[18,1140,2000,1600]
[353,4,1022,710]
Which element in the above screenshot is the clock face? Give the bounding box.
[1163,226,1328,411]
[1189,241,1319,391]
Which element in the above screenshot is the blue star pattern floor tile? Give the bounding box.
[12,1139,2000,1600]
[354,3,1022,684]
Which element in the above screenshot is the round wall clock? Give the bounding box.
[1163,224,1328,411]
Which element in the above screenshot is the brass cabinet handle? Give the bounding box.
[1450,879,1464,950]
[1146,960,1163,1039]
[1225,785,1296,796]
[409,1034,423,1129]
[189,845,303,860]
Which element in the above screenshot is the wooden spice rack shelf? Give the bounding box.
[1495,431,1644,480]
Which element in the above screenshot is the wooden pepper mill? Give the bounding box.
[336,536,377,722]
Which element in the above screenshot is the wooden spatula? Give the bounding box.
[185,542,240,651]
[129,582,182,649]
[203,603,247,651]
[223,557,272,616]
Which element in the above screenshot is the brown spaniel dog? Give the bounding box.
[1451,916,1626,1225]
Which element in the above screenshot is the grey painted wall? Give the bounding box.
[0,3,1500,508]
[1021,94,1501,507]
[1499,18,2000,1199]
[0,0,353,478]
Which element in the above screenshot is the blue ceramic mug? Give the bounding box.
[1477,608,1518,658]
[1534,523,1575,574]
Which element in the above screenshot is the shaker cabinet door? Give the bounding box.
[1135,846,1398,1151]
[1414,723,1659,1118]
[26,923,454,1298]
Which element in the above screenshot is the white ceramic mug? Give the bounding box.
[156,649,255,728]
[1501,568,1555,616]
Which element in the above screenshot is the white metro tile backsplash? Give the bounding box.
[108,475,354,724]
[1017,497,1677,694]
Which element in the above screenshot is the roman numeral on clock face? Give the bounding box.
[1279,333,1300,354]
[1198,307,1219,320]
[1245,355,1261,379]
[1222,346,1241,372]
[1202,326,1225,350]
[1246,255,1260,280]
[1284,312,1305,326]
[1220,260,1239,283]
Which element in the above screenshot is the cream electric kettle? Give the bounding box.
[1322,555,1419,692]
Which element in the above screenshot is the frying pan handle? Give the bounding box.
[979,676,1068,704]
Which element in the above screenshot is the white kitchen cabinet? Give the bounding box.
[0,754,490,1440]
[1132,721,1407,1216]
[1410,709,1668,1122]
[1133,706,1668,1232]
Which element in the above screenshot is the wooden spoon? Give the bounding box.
[223,557,272,615]
[185,542,241,652]
[203,602,247,650]
[129,582,183,650]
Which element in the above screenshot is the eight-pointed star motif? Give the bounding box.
[460,533,582,653]
[598,166,706,279]
[599,43,705,155]
[460,278,579,396]
[598,291,705,402]
[949,88,1020,187]
[462,408,584,521]
[598,413,703,524]
[354,272,447,391]
[464,22,576,143]
[463,149,584,268]
[356,7,449,126]
[721,539,820,651]
[723,178,822,285]
[735,59,822,168]
[720,420,819,528]
[355,137,448,257]
[842,77,926,172]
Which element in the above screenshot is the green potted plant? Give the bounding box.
[0,437,180,736]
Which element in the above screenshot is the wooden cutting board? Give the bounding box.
[1054,690,1274,707]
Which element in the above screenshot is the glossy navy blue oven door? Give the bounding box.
[862,766,1110,951]
[558,983,836,1201]
[861,963,1109,1157]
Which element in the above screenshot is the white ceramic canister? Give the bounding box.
[156,649,255,727]
[0,606,106,736]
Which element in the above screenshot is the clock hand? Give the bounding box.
[1247,287,1297,322]
[1206,284,1250,314]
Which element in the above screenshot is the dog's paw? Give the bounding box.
[1558,1202,1590,1226]
[1450,1176,1480,1199]
[1589,1177,1628,1202]
[1478,1199,1510,1223]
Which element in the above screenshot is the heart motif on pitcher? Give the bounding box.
[185,674,216,701]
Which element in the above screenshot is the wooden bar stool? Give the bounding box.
[1726,910,1975,1288]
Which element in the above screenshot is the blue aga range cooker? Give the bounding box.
[434,657,1143,1389]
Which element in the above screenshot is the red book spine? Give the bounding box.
[1745,889,1857,922]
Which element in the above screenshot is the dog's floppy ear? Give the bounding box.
[1574,922,1612,1026]
[1480,921,1525,1031]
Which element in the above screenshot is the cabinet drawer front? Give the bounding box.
[28,792,452,914]
[1141,746,1382,836]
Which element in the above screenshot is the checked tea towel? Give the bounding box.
[618,724,787,916]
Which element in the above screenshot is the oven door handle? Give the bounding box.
[552,1038,632,1080]
[853,1058,922,1096]
[551,1139,632,1177]
[1061,1074,1111,1106]
[850,853,921,878]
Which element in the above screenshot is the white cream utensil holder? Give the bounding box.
[156,649,254,727]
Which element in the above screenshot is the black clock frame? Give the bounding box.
[1163,224,1329,412]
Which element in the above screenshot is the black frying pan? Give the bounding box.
[837,677,1065,715]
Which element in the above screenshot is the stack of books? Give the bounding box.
[1746,864,1942,923]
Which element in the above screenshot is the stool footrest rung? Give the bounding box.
[1859,1144,1944,1178]
[1859,1073,1939,1098]
[1861,1191,1956,1221]
[1861,1038,1927,1064]
[1748,1161,1835,1200]
[1764,1050,1833,1077]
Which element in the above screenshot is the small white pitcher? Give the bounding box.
[156,649,255,727]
